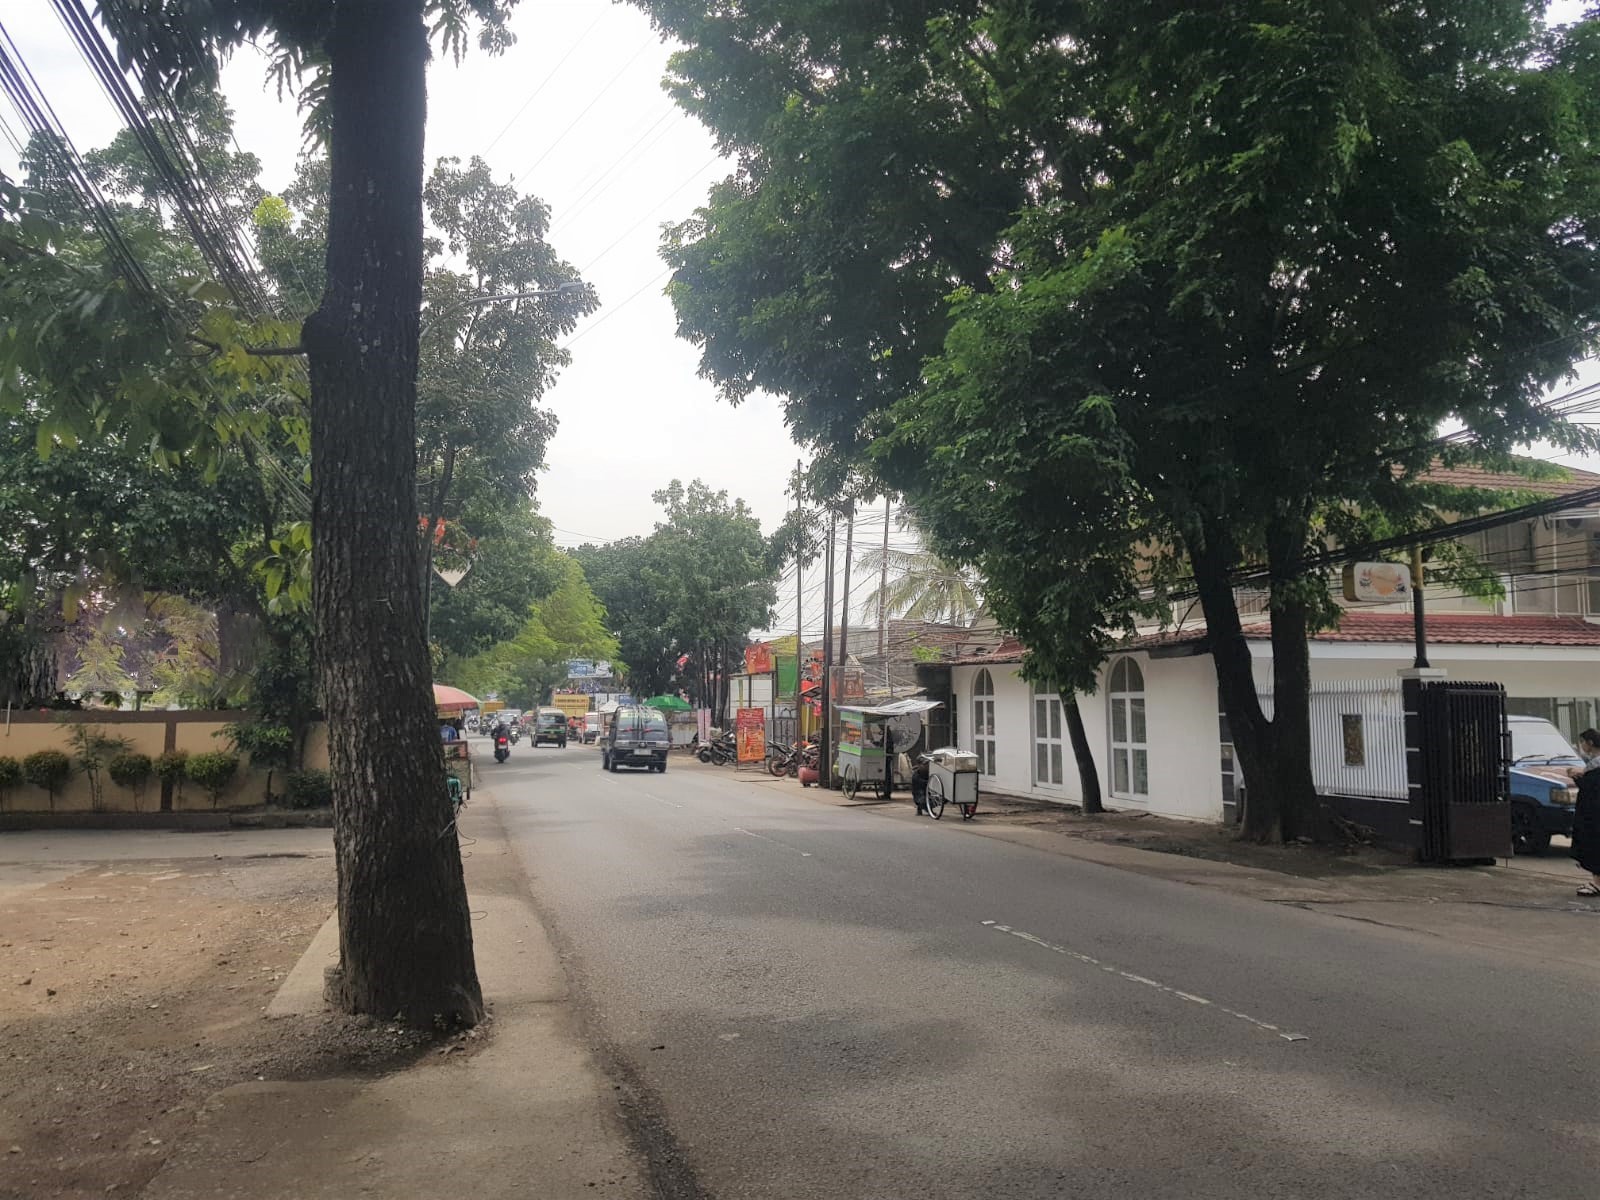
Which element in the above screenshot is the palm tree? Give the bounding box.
[857,539,983,628]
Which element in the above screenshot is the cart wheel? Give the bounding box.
[926,774,947,820]
[841,762,859,801]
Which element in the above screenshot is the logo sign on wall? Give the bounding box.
[1341,562,1413,603]
[744,643,775,675]
[736,707,767,763]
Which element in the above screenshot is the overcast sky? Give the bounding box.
[3,0,1598,639]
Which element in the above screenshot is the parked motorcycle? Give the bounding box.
[767,739,818,779]
[493,733,511,763]
[697,733,735,766]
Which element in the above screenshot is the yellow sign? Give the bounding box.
[481,700,505,713]
[550,694,590,719]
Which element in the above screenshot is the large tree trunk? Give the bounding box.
[302,0,483,1028]
[1063,695,1104,814]
[1191,520,1319,844]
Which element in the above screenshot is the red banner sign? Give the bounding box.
[744,643,775,675]
[736,707,767,763]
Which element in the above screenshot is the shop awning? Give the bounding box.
[433,684,481,713]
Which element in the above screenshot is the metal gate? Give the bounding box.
[1416,681,1511,862]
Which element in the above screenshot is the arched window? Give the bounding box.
[972,668,996,777]
[1108,658,1148,798]
[1032,678,1064,786]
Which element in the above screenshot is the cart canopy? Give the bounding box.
[836,698,943,717]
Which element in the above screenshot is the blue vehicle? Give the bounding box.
[1507,715,1581,855]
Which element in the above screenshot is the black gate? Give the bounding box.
[1416,681,1511,862]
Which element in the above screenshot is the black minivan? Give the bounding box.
[602,705,671,773]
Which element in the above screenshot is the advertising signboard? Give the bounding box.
[744,643,775,675]
[550,694,590,719]
[736,707,767,763]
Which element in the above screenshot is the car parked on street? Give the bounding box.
[601,705,670,773]
[1508,714,1581,855]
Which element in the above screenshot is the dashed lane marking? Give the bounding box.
[731,827,813,857]
[980,920,1308,1043]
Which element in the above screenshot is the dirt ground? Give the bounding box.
[0,852,439,1200]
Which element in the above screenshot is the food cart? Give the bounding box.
[433,683,479,805]
[925,747,979,820]
[834,698,943,801]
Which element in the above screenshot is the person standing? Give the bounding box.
[1568,729,1600,897]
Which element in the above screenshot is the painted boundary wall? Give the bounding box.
[0,710,330,814]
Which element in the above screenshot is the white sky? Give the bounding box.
[3,0,1598,640]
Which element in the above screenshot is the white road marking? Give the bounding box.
[982,921,1308,1043]
[731,827,813,857]
[639,792,684,809]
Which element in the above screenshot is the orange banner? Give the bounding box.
[744,643,775,675]
[736,707,767,763]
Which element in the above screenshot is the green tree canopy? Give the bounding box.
[636,0,1600,839]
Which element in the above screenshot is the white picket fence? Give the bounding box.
[1259,679,1409,800]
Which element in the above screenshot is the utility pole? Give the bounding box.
[876,496,891,687]
[820,510,837,788]
[793,462,804,735]
[1411,545,1429,669]
[837,500,856,687]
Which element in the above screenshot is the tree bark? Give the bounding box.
[1063,695,1104,814]
[302,0,483,1027]
[1191,519,1319,843]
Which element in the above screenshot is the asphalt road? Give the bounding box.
[489,743,1600,1199]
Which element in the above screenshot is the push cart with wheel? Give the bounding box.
[836,707,887,800]
[924,747,979,820]
[833,699,946,800]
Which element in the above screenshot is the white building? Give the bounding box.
[937,463,1600,824]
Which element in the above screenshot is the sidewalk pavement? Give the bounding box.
[142,783,646,1200]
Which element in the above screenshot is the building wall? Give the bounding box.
[951,654,1224,823]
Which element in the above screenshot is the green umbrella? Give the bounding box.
[643,695,693,712]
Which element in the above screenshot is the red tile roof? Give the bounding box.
[947,637,1027,666]
[1415,459,1600,498]
[1298,611,1600,646]
[964,614,1600,663]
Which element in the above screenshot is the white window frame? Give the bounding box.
[1108,657,1149,800]
[1031,679,1065,788]
[972,668,996,777]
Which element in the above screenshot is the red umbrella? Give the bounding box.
[433,683,481,713]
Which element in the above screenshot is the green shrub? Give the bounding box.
[0,756,20,809]
[284,768,332,810]
[107,752,154,812]
[155,750,190,807]
[185,751,240,808]
[66,724,133,812]
[22,750,73,810]
[219,721,294,802]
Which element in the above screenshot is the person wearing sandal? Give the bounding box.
[1566,729,1600,897]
